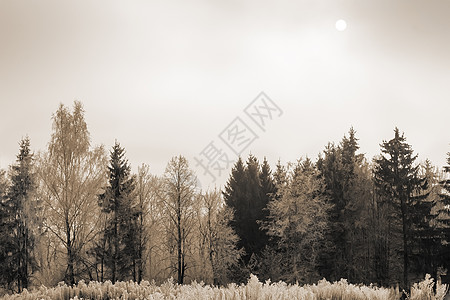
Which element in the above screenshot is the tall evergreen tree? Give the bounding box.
[317,128,368,282]
[0,169,14,289]
[5,138,38,292]
[244,155,267,259]
[223,157,248,282]
[408,160,441,281]
[437,152,450,276]
[223,157,247,253]
[223,155,275,281]
[98,141,138,283]
[259,157,277,226]
[225,158,272,251]
[373,128,429,289]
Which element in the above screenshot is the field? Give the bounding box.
[0,274,448,300]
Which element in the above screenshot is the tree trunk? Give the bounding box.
[177,214,182,284]
[66,217,75,285]
[401,200,409,290]
[113,219,118,283]
[23,226,29,290]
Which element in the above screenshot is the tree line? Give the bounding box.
[0,101,449,294]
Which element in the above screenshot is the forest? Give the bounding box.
[0,101,449,296]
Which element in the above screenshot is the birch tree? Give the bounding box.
[159,155,197,284]
[38,101,107,284]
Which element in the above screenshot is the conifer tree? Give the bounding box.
[259,157,277,227]
[223,156,274,263]
[223,157,247,252]
[223,155,275,281]
[5,138,39,292]
[0,169,14,289]
[373,128,429,289]
[98,141,137,283]
[317,128,369,282]
[437,152,450,276]
[244,155,267,259]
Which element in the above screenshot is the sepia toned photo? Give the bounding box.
[0,1,449,299]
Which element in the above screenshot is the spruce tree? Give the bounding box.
[437,152,450,276]
[317,128,362,281]
[0,169,14,289]
[98,141,137,283]
[223,157,247,252]
[223,155,275,280]
[244,155,266,259]
[6,138,38,292]
[259,157,277,224]
[373,128,429,289]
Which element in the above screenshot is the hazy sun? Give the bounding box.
[335,19,347,31]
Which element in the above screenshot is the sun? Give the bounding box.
[335,19,347,31]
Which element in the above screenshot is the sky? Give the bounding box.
[1,0,449,189]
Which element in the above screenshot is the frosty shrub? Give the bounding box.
[0,274,447,300]
[408,274,448,300]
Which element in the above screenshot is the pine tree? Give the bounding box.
[98,141,138,283]
[222,157,249,282]
[5,138,38,292]
[408,160,441,281]
[373,128,429,289]
[223,155,274,279]
[317,128,369,282]
[437,152,450,276]
[223,157,247,253]
[259,157,277,228]
[0,169,15,289]
[244,155,267,260]
[273,160,288,193]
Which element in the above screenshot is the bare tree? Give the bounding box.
[197,189,243,285]
[38,101,107,285]
[134,163,162,282]
[159,156,197,284]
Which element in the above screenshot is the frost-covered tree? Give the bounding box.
[134,163,160,283]
[159,155,197,284]
[265,158,330,284]
[38,101,107,285]
[197,189,243,285]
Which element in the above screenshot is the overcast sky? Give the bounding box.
[1,0,449,188]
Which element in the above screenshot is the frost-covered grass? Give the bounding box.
[0,274,447,300]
